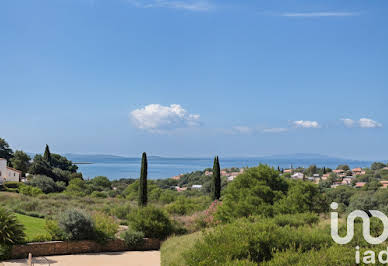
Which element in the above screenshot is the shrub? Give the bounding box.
[3,182,22,189]
[0,207,25,245]
[45,219,65,240]
[184,217,332,265]
[55,181,67,192]
[122,230,144,248]
[58,209,94,240]
[128,206,173,240]
[28,175,58,193]
[91,191,108,198]
[111,204,131,220]
[19,185,43,197]
[93,212,118,242]
[272,213,319,227]
[27,233,52,243]
[0,244,12,261]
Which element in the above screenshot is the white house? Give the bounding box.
[291,172,304,179]
[0,158,22,183]
[192,185,202,190]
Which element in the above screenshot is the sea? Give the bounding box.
[66,154,374,180]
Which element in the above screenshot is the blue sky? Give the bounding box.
[1,0,387,160]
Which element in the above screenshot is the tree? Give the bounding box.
[10,150,31,175]
[371,162,386,171]
[337,164,350,171]
[29,155,53,177]
[43,144,52,165]
[0,138,13,162]
[215,165,289,222]
[212,156,221,200]
[138,152,148,206]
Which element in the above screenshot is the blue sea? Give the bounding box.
[67,154,373,180]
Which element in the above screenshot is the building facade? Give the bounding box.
[0,158,21,183]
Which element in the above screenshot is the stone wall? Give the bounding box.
[10,238,160,259]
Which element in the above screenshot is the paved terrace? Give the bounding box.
[2,251,160,266]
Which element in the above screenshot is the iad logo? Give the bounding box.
[330,202,388,245]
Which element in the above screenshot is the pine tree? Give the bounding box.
[43,144,52,165]
[212,156,221,200]
[277,166,280,172]
[138,152,148,206]
[323,167,326,174]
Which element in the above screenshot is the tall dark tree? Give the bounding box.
[0,138,13,163]
[138,152,148,206]
[212,156,221,200]
[43,144,52,165]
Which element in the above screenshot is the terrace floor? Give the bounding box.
[2,251,160,266]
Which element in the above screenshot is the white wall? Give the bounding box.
[0,159,20,182]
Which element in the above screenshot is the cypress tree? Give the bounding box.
[43,144,52,165]
[138,152,148,206]
[212,156,221,200]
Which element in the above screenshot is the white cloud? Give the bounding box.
[127,0,212,11]
[262,128,288,133]
[130,104,200,132]
[341,118,382,128]
[233,126,253,134]
[359,118,382,128]
[281,12,358,17]
[292,120,320,128]
[341,118,355,128]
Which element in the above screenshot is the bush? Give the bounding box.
[28,175,58,193]
[128,206,173,240]
[0,244,12,261]
[93,212,118,242]
[3,182,22,189]
[19,185,43,197]
[0,207,25,245]
[45,219,65,240]
[91,191,108,198]
[272,213,319,227]
[184,217,332,265]
[122,230,144,248]
[111,203,131,220]
[58,209,94,240]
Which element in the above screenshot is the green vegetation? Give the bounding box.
[138,152,148,206]
[0,208,25,245]
[122,230,144,248]
[212,156,221,200]
[161,232,202,266]
[58,209,94,240]
[128,206,173,240]
[15,213,48,242]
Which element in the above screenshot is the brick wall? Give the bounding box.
[10,238,160,259]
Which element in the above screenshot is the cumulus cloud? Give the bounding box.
[281,12,358,17]
[341,118,382,128]
[127,0,212,11]
[292,120,320,128]
[130,104,200,132]
[359,118,382,128]
[341,118,355,128]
